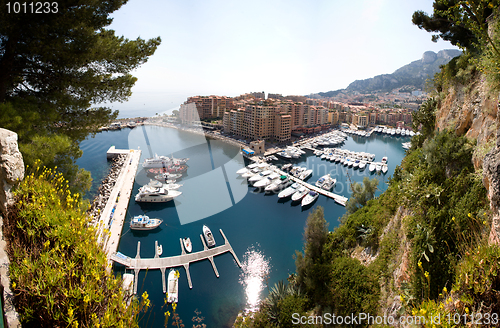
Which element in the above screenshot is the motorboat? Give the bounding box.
[154,172,182,182]
[358,161,366,170]
[265,175,290,193]
[130,215,163,230]
[146,164,188,176]
[369,163,376,172]
[248,169,273,184]
[278,183,299,199]
[135,184,182,202]
[301,191,319,207]
[298,169,313,180]
[253,172,280,188]
[376,164,382,173]
[321,176,336,191]
[281,163,292,171]
[203,225,216,247]
[157,243,163,256]
[241,168,259,179]
[143,154,189,168]
[353,160,360,169]
[167,269,179,303]
[381,156,388,164]
[183,237,192,253]
[315,175,328,188]
[291,186,309,201]
[139,180,182,192]
[382,164,388,174]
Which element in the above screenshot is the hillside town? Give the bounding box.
[176,89,426,144]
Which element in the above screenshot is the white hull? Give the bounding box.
[167,269,179,303]
[183,237,192,253]
[203,225,216,247]
[302,191,318,207]
[130,216,163,230]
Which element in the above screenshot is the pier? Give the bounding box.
[110,229,241,294]
[96,147,142,262]
[274,168,348,205]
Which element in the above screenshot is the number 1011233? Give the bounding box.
[6,2,58,14]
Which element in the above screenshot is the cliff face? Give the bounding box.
[434,70,500,244]
[0,128,24,216]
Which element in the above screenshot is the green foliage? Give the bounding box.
[345,177,379,216]
[19,134,92,195]
[6,162,149,327]
[329,257,380,320]
[412,97,437,148]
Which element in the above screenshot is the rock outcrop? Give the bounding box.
[0,128,23,327]
[0,128,24,217]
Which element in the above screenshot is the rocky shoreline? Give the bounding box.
[87,154,128,226]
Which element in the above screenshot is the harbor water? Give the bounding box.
[77,125,411,327]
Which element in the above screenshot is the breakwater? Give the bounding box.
[88,154,128,226]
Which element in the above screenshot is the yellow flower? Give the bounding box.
[443,286,447,293]
[452,216,455,221]
[172,302,177,312]
[418,261,422,268]
[424,271,429,278]
[483,221,487,225]
[465,307,469,314]
[12,282,16,289]
[468,213,472,218]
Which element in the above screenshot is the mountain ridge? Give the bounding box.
[314,49,462,97]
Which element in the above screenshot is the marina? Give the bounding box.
[110,229,242,293]
[77,124,412,327]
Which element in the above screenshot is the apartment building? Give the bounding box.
[179,95,234,122]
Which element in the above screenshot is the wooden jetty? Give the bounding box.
[110,229,241,294]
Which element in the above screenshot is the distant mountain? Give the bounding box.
[316,49,462,97]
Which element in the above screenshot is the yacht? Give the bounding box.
[253,172,280,188]
[154,172,182,182]
[358,161,366,170]
[129,215,163,230]
[142,154,189,168]
[376,163,382,173]
[236,163,258,175]
[321,176,336,191]
[203,225,216,247]
[241,168,259,179]
[291,186,309,201]
[369,162,376,172]
[301,191,319,207]
[315,175,329,188]
[135,183,182,202]
[248,169,273,184]
[183,237,192,253]
[265,175,290,193]
[353,160,360,169]
[298,169,313,180]
[139,180,182,192]
[167,269,179,303]
[382,164,388,174]
[381,156,388,164]
[278,183,299,199]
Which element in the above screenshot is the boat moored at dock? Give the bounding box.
[130,215,163,230]
[167,269,179,303]
[203,225,216,247]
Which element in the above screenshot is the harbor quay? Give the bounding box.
[93,146,142,266]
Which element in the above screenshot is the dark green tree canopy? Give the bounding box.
[412,0,498,53]
[0,0,161,141]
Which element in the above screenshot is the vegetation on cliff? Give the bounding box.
[0,0,161,194]
[5,161,150,327]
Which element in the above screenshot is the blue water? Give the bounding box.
[76,126,411,327]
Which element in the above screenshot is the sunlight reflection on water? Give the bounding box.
[239,245,271,313]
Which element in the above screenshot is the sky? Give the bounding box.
[105,0,457,118]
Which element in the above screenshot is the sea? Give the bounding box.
[76,125,411,327]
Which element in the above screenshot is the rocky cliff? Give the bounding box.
[0,128,23,327]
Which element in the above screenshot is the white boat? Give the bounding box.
[130,215,163,230]
[157,243,163,256]
[142,154,189,168]
[183,237,192,253]
[253,172,280,188]
[381,156,388,164]
[321,177,336,191]
[376,164,382,173]
[203,225,216,247]
[167,269,179,303]
[291,186,309,201]
[358,161,366,170]
[301,191,319,207]
[278,183,298,199]
[241,168,259,178]
[248,169,273,183]
[154,172,182,182]
[382,164,388,174]
[315,175,328,188]
[265,175,290,193]
[353,160,360,169]
[369,163,376,172]
[298,169,313,180]
[135,183,182,202]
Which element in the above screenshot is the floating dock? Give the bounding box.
[110,229,241,294]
